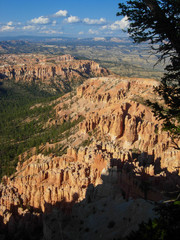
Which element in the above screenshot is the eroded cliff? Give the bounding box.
[0,54,110,85]
[0,75,179,239]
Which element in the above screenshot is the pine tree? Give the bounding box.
[117,0,180,146]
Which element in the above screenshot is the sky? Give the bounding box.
[0,0,129,38]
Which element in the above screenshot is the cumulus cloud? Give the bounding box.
[7,21,13,26]
[52,20,57,26]
[110,16,129,30]
[94,37,106,41]
[83,18,106,25]
[119,16,129,29]
[0,25,15,32]
[65,16,80,23]
[54,10,68,17]
[102,16,129,31]
[30,16,50,24]
[101,25,108,30]
[23,25,36,30]
[79,31,84,35]
[40,30,63,34]
[88,29,99,35]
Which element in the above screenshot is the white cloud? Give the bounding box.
[109,16,129,30]
[23,25,36,30]
[41,30,63,34]
[83,18,106,25]
[94,37,106,41]
[0,25,15,32]
[88,29,99,35]
[119,16,129,29]
[54,10,68,17]
[30,16,50,24]
[101,16,129,31]
[52,20,57,26]
[79,31,84,35]
[101,25,108,30]
[41,26,47,30]
[65,16,80,23]
[7,21,13,26]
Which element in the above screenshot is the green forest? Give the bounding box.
[0,80,83,180]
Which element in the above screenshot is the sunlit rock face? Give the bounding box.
[0,54,110,84]
[0,74,179,239]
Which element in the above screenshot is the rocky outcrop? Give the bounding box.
[75,77,179,175]
[0,144,109,218]
[0,75,179,239]
[0,54,110,84]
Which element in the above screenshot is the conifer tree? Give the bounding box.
[117,0,180,146]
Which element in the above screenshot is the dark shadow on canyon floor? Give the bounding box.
[0,152,180,240]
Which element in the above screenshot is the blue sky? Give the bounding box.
[0,0,128,37]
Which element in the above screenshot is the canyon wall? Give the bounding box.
[0,54,110,84]
[1,75,179,215]
[0,75,179,239]
[0,145,108,216]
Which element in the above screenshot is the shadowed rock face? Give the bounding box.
[0,75,179,239]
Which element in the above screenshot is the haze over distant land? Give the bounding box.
[0,0,128,38]
[0,38,164,80]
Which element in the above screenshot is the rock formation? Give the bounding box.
[0,54,110,85]
[0,74,179,239]
[0,145,108,215]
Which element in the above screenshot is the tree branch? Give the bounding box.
[144,0,180,54]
